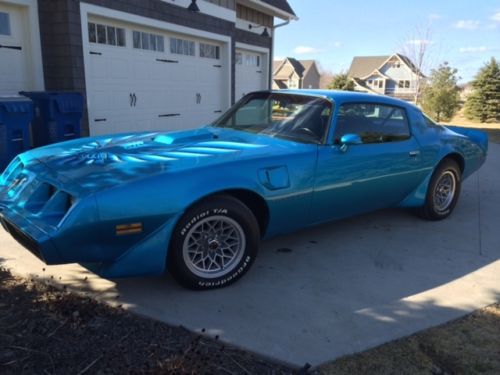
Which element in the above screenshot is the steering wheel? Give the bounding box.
[296,127,316,138]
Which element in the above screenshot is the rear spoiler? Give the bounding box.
[444,126,488,153]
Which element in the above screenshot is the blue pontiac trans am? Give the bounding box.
[0,90,488,289]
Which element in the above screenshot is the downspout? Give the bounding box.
[269,20,292,89]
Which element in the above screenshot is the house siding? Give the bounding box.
[37,0,272,136]
[204,0,236,10]
[302,68,320,89]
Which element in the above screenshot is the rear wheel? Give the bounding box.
[418,159,461,220]
[168,195,260,290]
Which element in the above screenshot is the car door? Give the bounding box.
[311,102,426,224]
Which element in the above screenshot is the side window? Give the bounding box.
[334,103,410,144]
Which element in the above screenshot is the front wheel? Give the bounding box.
[418,158,461,220]
[168,195,260,290]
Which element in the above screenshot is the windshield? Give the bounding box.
[212,92,333,144]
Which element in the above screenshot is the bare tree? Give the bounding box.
[398,24,437,104]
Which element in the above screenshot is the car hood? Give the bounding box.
[13,127,310,195]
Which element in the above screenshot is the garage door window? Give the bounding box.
[245,54,260,67]
[235,52,243,65]
[170,37,195,56]
[200,43,220,59]
[88,22,125,47]
[133,31,164,52]
[0,12,11,36]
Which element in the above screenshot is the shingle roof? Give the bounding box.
[348,56,390,78]
[273,58,319,79]
[299,60,318,75]
[273,60,284,74]
[287,58,305,76]
[260,0,296,16]
[348,54,426,78]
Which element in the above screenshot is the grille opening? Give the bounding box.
[25,183,58,213]
[1,157,23,185]
[1,218,42,261]
[39,190,75,227]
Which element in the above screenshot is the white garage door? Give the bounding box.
[235,49,266,101]
[0,3,31,96]
[85,17,226,136]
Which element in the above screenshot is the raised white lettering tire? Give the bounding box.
[168,195,260,290]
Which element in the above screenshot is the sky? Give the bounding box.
[273,0,500,83]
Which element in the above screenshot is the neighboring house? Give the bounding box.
[272,58,321,89]
[348,54,425,101]
[459,82,474,101]
[319,72,334,89]
[0,0,296,136]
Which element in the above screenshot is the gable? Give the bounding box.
[348,56,389,78]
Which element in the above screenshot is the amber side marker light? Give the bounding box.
[116,223,143,235]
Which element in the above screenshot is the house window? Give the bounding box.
[393,62,401,68]
[170,37,195,56]
[0,12,11,36]
[404,80,410,88]
[200,43,220,59]
[235,52,243,65]
[378,80,383,88]
[368,80,373,85]
[88,22,125,47]
[398,80,404,88]
[133,31,164,52]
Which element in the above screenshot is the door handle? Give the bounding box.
[133,93,137,106]
[409,150,420,157]
[130,93,133,107]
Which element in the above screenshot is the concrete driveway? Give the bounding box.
[1,143,499,368]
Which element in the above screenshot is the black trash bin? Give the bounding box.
[19,91,83,147]
[0,97,33,172]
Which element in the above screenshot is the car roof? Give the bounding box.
[269,89,419,110]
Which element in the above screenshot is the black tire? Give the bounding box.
[418,158,462,221]
[168,195,260,290]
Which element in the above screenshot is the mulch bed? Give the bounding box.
[0,266,299,374]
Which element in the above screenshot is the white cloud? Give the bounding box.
[459,46,488,53]
[333,41,342,48]
[406,39,434,46]
[491,12,500,22]
[293,46,323,55]
[454,20,480,30]
[428,13,441,20]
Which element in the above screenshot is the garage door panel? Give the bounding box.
[86,17,227,136]
[235,49,267,100]
[0,4,31,95]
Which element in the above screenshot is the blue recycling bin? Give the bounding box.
[19,91,83,147]
[0,97,33,172]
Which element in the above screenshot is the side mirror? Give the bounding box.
[339,133,362,152]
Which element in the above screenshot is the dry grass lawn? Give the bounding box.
[315,304,500,375]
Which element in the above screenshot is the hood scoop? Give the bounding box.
[154,128,217,145]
